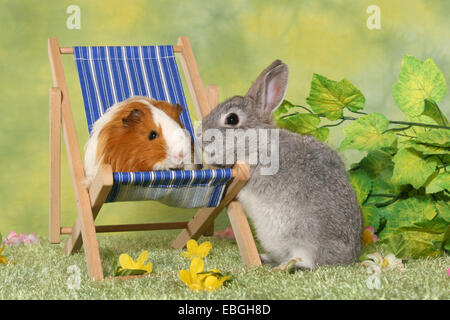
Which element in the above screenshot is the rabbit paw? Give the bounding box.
[273,258,303,272]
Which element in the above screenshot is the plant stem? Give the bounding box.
[370,194,398,198]
[349,110,368,115]
[373,197,401,208]
[396,133,417,139]
[319,119,346,128]
[383,125,412,134]
[280,106,450,130]
[388,120,448,130]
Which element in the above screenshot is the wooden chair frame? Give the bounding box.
[48,36,261,280]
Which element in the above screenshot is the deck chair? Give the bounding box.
[48,36,261,280]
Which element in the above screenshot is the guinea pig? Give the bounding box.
[83,96,195,187]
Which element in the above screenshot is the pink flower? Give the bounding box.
[362,226,378,246]
[214,226,235,241]
[447,268,450,277]
[22,233,39,244]
[2,231,38,246]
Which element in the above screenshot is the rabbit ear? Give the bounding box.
[246,60,289,119]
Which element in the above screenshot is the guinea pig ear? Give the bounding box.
[122,108,143,128]
[173,103,184,117]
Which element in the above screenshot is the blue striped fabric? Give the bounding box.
[107,169,233,207]
[73,45,232,208]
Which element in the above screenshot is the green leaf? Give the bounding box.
[415,128,450,148]
[359,150,394,178]
[398,140,450,156]
[391,148,437,189]
[306,74,365,120]
[392,55,447,117]
[361,205,380,231]
[399,215,449,234]
[275,113,330,142]
[384,233,407,258]
[313,127,330,142]
[423,99,449,126]
[426,171,450,194]
[273,100,296,119]
[436,200,450,222]
[349,169,372,205]
[378,196,437,238]
[389,231,443,259]
[115,268,148,277]
[339,113,397,151]
[276,113,320,134]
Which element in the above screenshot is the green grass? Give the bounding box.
[1,231,449,300]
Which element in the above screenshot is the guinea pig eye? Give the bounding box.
[148,131,158,140]
[225,113,239,126]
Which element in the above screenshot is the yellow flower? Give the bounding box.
[179,257,231,292]
[361,226,378,246]
[0,244,6,264]
[117,250,153,275]
[203,274,231,292]
[179,257,205,291]
[180,239,212,259]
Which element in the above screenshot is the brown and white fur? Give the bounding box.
[83,96,194,187]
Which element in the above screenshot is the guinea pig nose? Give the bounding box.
[171,151,184,165]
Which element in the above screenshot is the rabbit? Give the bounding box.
[83,96,196,187]
[198,60,362,269]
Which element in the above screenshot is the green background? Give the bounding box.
[0,0,449,238]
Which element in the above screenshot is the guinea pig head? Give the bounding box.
[97,99,192,172]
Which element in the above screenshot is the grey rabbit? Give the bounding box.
[199,60,362,269]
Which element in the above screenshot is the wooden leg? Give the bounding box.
[171,163,249,249]
[200,84,220,237]
[49,38,105,280]
[49,87,61,244]
[65,165,113,254]
[227,201,261,267]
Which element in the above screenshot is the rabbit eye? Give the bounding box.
[148,131,158,140]
[225,113,239,126]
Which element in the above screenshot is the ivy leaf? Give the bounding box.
[398,140,450,156]
[399,215,449,234]
[415,128,450,148]
[422,99,448,126]
[359,150,394,178]
[392,55,447,117]
[378,196,437,238]
[391,148,437,189]
[426,171,450,194]
[273,100,296,119]
[306,74,365,120]
[349,169,372,205]
[276,113,319,134]
[275,113,329,142]
[384,233,407,258]
[436,200,450,222]
[313,127,330,142]
[339,113,397,152]
[361,205,380,231]
[387,231,443,259]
